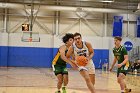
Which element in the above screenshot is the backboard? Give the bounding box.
[21,31,40,42]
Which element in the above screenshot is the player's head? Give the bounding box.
[62,33,74,45]
[73,32,82,45]
[114,36,122,46]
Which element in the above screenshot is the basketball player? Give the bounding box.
[110,37,131,93]
[66,32,95,93]
[52,33,77,93]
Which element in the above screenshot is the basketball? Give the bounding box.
[76,56,88,66]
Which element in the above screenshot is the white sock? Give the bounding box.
[121,90,125,92]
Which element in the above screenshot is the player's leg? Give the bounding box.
[62,67,68,93]
[63,74,68,86]
[122,72,131,93]
[62,74,68,93]
[118,72,132,93]
[80,69,95,93]
[117,70,131,93]
[54,66,63,93]
[117,73,126,93]
[56,74,63,93]
[89,74,95,86]
[88,63,95,86]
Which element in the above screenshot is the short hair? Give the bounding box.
[62,33,74,43]
[73,32,81,37]
[114,36,122,41]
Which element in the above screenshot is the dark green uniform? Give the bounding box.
[52,49,68,76]
[113,46,129,77]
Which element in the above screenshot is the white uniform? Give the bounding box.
[73,41,95,74]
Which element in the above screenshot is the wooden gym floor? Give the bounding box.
[0,67,140,93]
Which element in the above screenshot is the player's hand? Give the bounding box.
[85,60,88,65]
[117,64,122,68]
[70,62,78,70]
[109,67,113,71]
[86,56,90,62]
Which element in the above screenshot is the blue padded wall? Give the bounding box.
[0,46,109,68]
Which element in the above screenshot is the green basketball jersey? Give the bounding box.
[52,49,68,67]
[113,45,127,64]
[113,45,129,71]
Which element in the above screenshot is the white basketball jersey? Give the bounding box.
[73,41,89,57]
[73,41,95,74]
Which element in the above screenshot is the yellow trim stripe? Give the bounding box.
[125,61,129,67]
[52,51,60,65]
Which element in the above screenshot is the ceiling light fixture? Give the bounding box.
[101,0,114,3]
[76,7,88,18]
[25,9,38,15]
[137,3,140,9]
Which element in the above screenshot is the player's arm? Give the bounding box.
[59,45,77,68]
[121,47,128,65]
[85,42,94,61]
[110,57,117,71]
[66,46,76,63]
[117,55,128,68]
[59,45,73,64]
[66,46,74,58]
[122,55,128,65]
[71,53,75,60]
[118,47,128,68]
